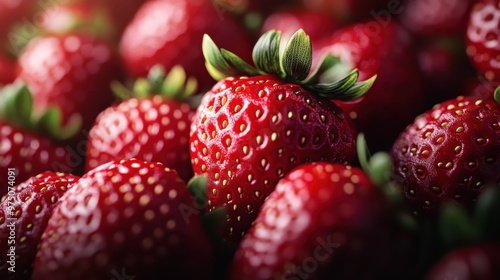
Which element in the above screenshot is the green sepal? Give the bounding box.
[475,186,500,241]
[187,174,208,211]
[0,83,81,140]
[439,203,480,249]
[356,133,392,192]
[304,54,341,84]
[494,84,500,104]
[252,30,283,77]
[113,65,198,102]
[281,29,312,81]
[221,49,260,76]
[307,70,359,99]
[203,35,237,78]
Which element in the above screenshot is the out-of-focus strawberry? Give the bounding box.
[33,158,214,280]
[0,172,79,280]
[301,0,395,23]
[0,54,16,85]
[0,0,36,38]
[120,0,253,91]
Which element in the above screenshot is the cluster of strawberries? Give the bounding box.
[0,0,499,279]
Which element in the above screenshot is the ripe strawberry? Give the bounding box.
[315,20,425,151]
[213,0,300,15]
[401,0,474,38]
[86,66,196,182]
[0,0,36,38]
[301,0,393,23]
[17,33,123,133]
[120,0,253,90]
[0,84,83,194]
[0,54,16,85]
[33,158,214,280]
[426,243,500,280]
[191,30,375,245]
[391,95,500,217]
[229,163,413,280]
[0,172,79,280]
[466,0,500,82]
[261,9,340,43]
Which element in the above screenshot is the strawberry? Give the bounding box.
[426,243,500,280]
[33,158,214,280]
[466,0,500,82]
[0,0,36,38]
[391,95,500,217]
[229,162,413,280]
[190,29,375,246]
[120,0,253,91]
[213,0,301,15]
[86,66,196,182]
[314,20,425,151]
[301,0,393,23]
[401,0,474,38]
[0,84,83,194]
[261,9,341,43]
[0,54,16,86]
[17,33,123,133]
[0,172,79,280]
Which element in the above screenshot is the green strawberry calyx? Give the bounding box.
[112,65,198,102]
[203,29,376,101]
[0,83,82,140]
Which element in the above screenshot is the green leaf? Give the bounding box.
[221,49,261,76]
[162,65,186,97]
[336,75,377,101]
[356,133,371,175]
[111,81,134,100]
[203,34,235,79]
[281,29,312,81]
[304,54,341,84]
[475,186,500,241]
[187,175,208,211]
[148,65,167,93]
[252,30,283,77]
[368,152,392,187]
[38,108,82,140]
[439,203,480,249]
[307,70,359,98]
[495,84,500,104]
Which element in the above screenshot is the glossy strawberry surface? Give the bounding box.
[33,158,214,280]
[0,172,79,280]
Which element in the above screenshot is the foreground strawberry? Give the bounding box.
[466,0,500,82]
[0,172,79,280]
[426,243,500,280]
[86,66,196,182]
[391,94,500,216]
[230,163,413,279]
[33,158,214,280]
[17,33,123,133]
[190,29,375,246]
[120,0,252,90]
[0,84,82,193]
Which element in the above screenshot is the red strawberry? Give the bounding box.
[86,66,196,182]
[426,243,500,280]
[0,172,79,280]
[213,0,301,15]
[0,0,36,38]
[401,0,474,38]
[0,54,16,85]
[0,85,83,194]
[230,163,413,280]
[120,0,253,90]
[17,33,123,133]
[315,20,425,151]
[261,9,341,43]
[33,158,214,280]
[391,95,500,217]
[301,0,394,23]
[190,30,375,245]
[466,0,500,82]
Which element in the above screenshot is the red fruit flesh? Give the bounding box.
[17,33,123,132]
[391,96,500,216]
[120,0,252,90]
[0,172,79,280]
[315,20,424,151]
[33,158,214,280]
[466,1,500,82]
[86,96,195,182]
[230,163,411,280]
[190,75,358,246]
[0,122,78,194]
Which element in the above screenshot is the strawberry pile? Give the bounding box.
[0,0,499,279]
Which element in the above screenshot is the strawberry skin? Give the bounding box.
[190,74,357,245]
[426,243,500,280]
[0,172,79,280]
[33,158,214,280]
[230,163,412,280]
[120,0,252,90]
[86,95,195,182]
[466,0,500,82]
[0,55,16,85]
[0,121,77,195]
[17,33,123,132]
[391,96,500,216]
